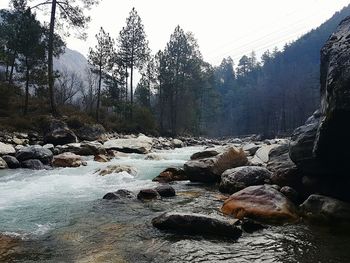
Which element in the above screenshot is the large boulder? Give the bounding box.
[21,159,45,170]
[1,155,20,169]
[152,212,242,239]
[43,119,78,146]
[137,189,160,200]
[219,166,272,194]
[190,150,220,160]
[184,147,248,183]
[103,135,153,154]
[0,142,15,156]
[56,141,106,156]
[155,185,176,197]
[0,157,7,169]
[221,185,299,224]
[152,167,188,183]
[75,124,106,141]
[52,152,83,168]
[300,194,350,224]
[16,145,53,165]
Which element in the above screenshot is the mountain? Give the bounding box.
[54,48,89,79]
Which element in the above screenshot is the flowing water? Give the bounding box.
[0,146,350,263]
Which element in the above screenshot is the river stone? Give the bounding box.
[21,159,45,170]
[103,189,135,200]
[44,119,78,146]
[280,186,299,204]
[184,147,248,183]
[152,167,188,183]
[53,152,83,168]
[0,157,7,169]
[243,143,260,156]
[172,139,184,148]
[103,135,153,154]
[190,150,220,160]
[300,194,350,224]
[96,165,137,176]
[155,185,176,197]
[16,145,53,165]
[1,155,20,169]
[75,124,105,141]
[0,142,15,156]
[219,166,272,194]
[137,189,160,200]
[254,144,279,163]
[94,154,110,163]
[152,212,242,239]
[221,185,299,224]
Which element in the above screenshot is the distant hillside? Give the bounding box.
[54,48,88,80]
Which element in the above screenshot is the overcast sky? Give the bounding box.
[1,0,350,65]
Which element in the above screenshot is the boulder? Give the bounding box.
[190,150,219,160]
[43,119,78,146]
[103,189,135,200]
[243,143,260,156]
[219,166,272,194]
[152,212,242,239]
[300,194,350,224]
[254,144,279,163]
[0,157,7,169]
[172,138,185,148]
[55,141,106,156]
[94,154,110,163]
[16,145,53,165]
[184,147,248,183]
[221,185,299,224]
[155,185,176,197]
[280,186,299,204]
[53,152,83,168]
[145,153,165,160]
[96,165,137,176]
[2,155,20,169]
[137,189,160,200]
[103,135,153,154]
[21,159,45,170]
[75,124,105,141]
[0,142,15,156]
[152,168,188,183]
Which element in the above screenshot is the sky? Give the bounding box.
[1,0,350,66]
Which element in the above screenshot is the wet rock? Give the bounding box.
[239,218,266,233]
[0,142,15,156]
[254,144,279,163]
[44,119,78,146]
[300,195,350,224]
[0,234,21,260]
[152,168,188,183]
[103,135,153,154]
[21,159,45,170]
[43,144,55,151]
[155,185,176,197]
[75,124,105,141]
[56,141,106,156]
[1,155,20,169]
[243,143,260,156]
[184,147,248,183]
[137,189,160,200]
[16,145,53,165]
[0,157,7,169]
[219,166,272,194]
[145,153,165,160]
[221,185,299,224]
[94,154,110,163]
[152,212,242,239]
[172,138,185,148]
[53,152,83,168]
[190,150,219,160]
[280,186,299,204]
[103,189,135,200]
[96,165,137,176]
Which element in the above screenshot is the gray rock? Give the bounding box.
[44,119,78,146]
[155,185,176,197]
[75,124,105,141]
[137,189,160,200]
[0,157,7,169]
[0,142,15,156]
[16,146,53,165]
[2,155,20,169]
[21,159,45,170]
[103,135,153,154]
[243,143,260,156]
[280,186,299,204]
[190,150,220,160]
[103,189,135,200]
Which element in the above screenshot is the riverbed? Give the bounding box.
[1,146,350,262]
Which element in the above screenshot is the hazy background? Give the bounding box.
[1,0,350,65]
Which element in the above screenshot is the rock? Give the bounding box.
[0,142,15,156]
[53,152,83,168]
[280,186,299,204]
[103,135,153,154]
[75,124,105,141]
[16,145,53,165]
[103,189,135,200]
[219,166,272,194]
[43,144,55,151]
[221,185,299,224]
[1,155,20,169]
[152,168,188,183]
[155,185,176,197]
[145,153,165,160]
[184,147,248,183]
[172,138,184,148]
[152,212,242,239]
[43,119,78,146]
[0,234,21,259]
[137,189,160,200]
[254,144,279,163]
[21,159,45,170]
[239,218,266,233]
[55,141,106,156]
[267,144,301,188]
[94,154,110,163]
[243,143,260,156]
[300,194,350,224]
[96,165,137,176]
[0,157,7,169]
[107,150,128,158]
[190,150,220,160]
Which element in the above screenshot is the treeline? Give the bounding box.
[1,1,349,136]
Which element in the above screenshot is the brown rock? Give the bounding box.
[53,152,83,168]
[152,167,188,183]
[94,154,110,163]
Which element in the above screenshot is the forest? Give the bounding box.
[1,0,349,137]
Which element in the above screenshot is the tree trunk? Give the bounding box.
[96,65,102,122]
[159,80,164,132]
[130,48,134,120]
[48,0,58,116]
[8,51,16,84]
[24,58,30,115]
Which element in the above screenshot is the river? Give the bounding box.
[0,146,349,262]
